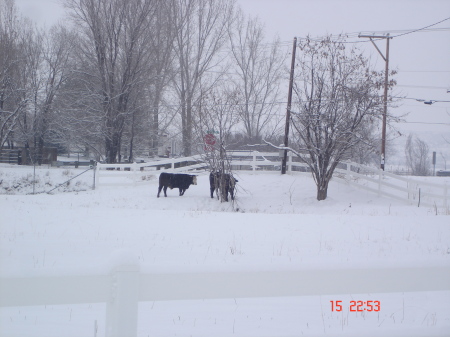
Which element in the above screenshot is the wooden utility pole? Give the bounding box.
[358,33,391,171]
[281,37,297,174]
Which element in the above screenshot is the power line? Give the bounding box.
[150,94,449,111]
[399,70,450,73]
[391,17,450,38]
[396,85,449,90]
[219,19,450,57]
[212,19,450,57]
[398,121,450,125]
[292,18,450,45]
[393,96,450,103]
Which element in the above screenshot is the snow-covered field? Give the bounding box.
[0,164,449,337]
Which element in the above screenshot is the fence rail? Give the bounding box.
[1,256,449,337]
[94,151,449,209]
[0,149,20,164]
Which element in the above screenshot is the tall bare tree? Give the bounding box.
[145,1,176,157]
[64,0,158,163]
[228,10,286,143]
[0,0,30,149]
[28,25,76,163]
[171,0,235,156]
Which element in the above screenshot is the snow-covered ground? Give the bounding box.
[0,164,449,337]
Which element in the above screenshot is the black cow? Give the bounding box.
[209,171,238,202]
[157,172,197,197]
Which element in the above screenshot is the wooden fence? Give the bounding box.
[94,151,449,209]
[0,148,20,164]
[1,254,449,337]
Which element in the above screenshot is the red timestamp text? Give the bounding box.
[330,300,381,312]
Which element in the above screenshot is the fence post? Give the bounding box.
[288,151,292,172]
[94,163,100,189]
[132,162,138,185]
[378,168,382,197]
[106,251,140,337]
[444,183,448,209]
[407,181,410,201]
[252,151,256,172]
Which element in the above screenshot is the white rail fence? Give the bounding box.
[94,154,207,188]
[1,255,449,337]
[95,151,448,209]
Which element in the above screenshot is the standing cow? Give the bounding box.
[209,171,238,202]
[157,172,197,197]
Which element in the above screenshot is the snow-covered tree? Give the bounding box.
[171,0,235,156]
[194,86,240,202]
[0,0,31,149]
[64,0,159,163]
[405,134,430,176]
[228,10,286,144]
[290,36,395,200]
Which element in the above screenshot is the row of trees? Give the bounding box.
[0,0,286,164]
[0,0,76,163]
[1,0,405,200]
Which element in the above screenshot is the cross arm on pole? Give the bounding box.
[369,38,386,61]
[358,35,391,61]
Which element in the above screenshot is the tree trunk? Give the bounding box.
[37,136,44,166]
[150,75,164,157]
[105,132,121,163]
[316,180,329,201]
[181,96,192,157]
[150,106,159,157]
[185,97,192,156]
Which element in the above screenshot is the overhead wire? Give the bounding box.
[162,18,450,122]
[396,85,449,90]
[398,121,450,126]
[291,17,450,44]
[390,17,450,38]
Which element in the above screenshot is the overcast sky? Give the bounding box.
[14,0,450,137]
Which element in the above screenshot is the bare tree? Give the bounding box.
[64,0,158,163]
[0,0,30,149]
[405,134,430,176]
[228,10,286,143]
[194,86,240,202]
[289,36,394,200]
[29,25,76,163]
[145,1,176,157]
[52,53,105,160]
[194,86,240,152]
[171,0,235,156]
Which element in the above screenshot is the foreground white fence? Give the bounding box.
[94,151,449,209]
[1,255,449,337]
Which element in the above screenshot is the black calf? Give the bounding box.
[157,172,197,197]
